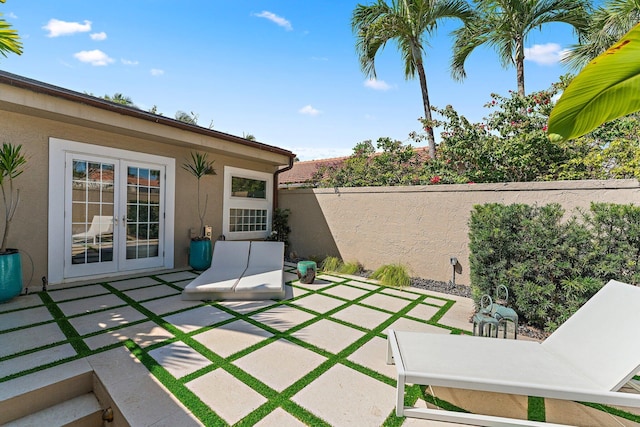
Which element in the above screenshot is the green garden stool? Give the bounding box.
[297,260,317,284]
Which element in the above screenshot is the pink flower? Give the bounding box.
[542,125,548,132]
[430,175,441,184]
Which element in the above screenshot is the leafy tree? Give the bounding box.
[0,0,21,58]
[563,0,640,70]
[103,93,137,108]
[351,0,472,159]
[314,138,426,187]
[553,113,640,180]
[175,110,199,125]
[451,0,589,95]
[425,83,568,182]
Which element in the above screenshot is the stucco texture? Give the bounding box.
[279,180,640,286]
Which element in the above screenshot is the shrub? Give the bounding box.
[339,261,364,275]
[370,264,411,288]
[320,256,343,273]
[469,203,604,332]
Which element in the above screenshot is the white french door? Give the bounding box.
[61,151,168,279]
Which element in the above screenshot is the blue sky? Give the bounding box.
[1,1,581,161]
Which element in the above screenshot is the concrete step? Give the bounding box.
[4,392,103,427]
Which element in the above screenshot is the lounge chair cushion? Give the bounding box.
[182,241,285,301]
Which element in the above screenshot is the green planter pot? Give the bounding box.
[0,249,23,303]
[189,239,212,271]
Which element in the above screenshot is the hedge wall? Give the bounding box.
[468,202,640,331]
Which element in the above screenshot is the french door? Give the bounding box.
[64,154,166,278]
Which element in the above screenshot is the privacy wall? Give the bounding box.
[278,180,640,286]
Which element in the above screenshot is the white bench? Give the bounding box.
[182,240,285,301]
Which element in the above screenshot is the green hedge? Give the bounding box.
[469,202,640,331]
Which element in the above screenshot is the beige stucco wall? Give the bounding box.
[278,180,640,286]
[1,106,288,288]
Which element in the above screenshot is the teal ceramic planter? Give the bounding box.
[296,260,317,284]
[0,250,23,303]
[189,239,212,271]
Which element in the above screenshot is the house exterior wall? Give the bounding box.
[278,180,640,286]
[1,108,287,288]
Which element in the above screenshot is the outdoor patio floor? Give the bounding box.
[1,262,640,426]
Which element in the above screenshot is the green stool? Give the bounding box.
[297,261,317,284]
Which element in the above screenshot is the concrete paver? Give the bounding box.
[233,338,326,392]
[292,363,396,426]
[186,368,267,424]
[192,319,273,358]
[148,341,212,378]
[163,305,235,333]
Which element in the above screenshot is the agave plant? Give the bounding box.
[0,143,26,253]
[182,151,216,239]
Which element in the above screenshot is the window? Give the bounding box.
[223,167,272,240]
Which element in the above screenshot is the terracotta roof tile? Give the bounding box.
[278,146,430,186]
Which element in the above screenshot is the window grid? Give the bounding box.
[229,208,267,232]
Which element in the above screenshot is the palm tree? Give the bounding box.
[352,0,472,159]
[103,93,137,108]
[563,0,640,70]
[451,0,590,96]
[0,0,22,58]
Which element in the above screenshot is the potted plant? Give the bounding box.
[183,151,216,270]
[0,143,26,303]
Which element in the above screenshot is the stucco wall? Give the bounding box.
[278,180,640,286]
[1,109,284,288]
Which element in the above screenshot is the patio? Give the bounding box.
[1,263,638,426]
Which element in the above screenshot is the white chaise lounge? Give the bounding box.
[182,240,285,301]
[387,279,640,426]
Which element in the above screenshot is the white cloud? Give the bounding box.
[73,49,114,66]
[524,43,565,65]
[291,146,352,161]
[7,12,17,19]
[150,68,165,76]
[43,19,91,37]
[121,58,139,66]
[90,32,107,41]
[299,105,321,116]
[254,11,292,31]
[364,78,391,91]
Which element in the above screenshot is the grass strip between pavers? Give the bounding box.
[5,272,639,426]
[528,396,545,422]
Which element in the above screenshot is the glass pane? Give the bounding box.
[149,169,160,187]
[71,160,116,266]
[149,188,160,205]
[228,208,267,233]
[128,167,139,185]
[125,166,162,261]
[231,176,266,199]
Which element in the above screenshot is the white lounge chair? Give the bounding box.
[234,241,285,300]
[182,241,251,300]
[387,279,640,426]
[182,240,285,301]
[72,215,114,244]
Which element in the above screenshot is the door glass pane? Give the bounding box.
[126,166,161,260]
[71,160,115,264]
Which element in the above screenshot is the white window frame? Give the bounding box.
[48,138,176,284]
[222,166,272,241]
